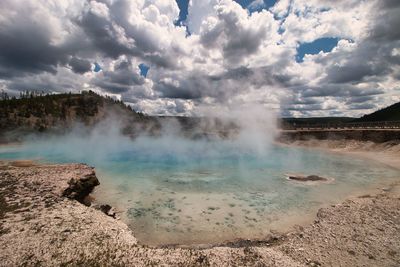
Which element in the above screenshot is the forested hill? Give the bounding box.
[0,91,150,134]
[0,90,242,141]
[354,101,400,122]
[281,101,400,129]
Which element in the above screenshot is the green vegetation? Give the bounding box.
[280,117,355,129]
[354,102,400,122]
[0,90,143,133]
[2,89,399,136]
[281,101,400,129]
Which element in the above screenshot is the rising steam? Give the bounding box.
[18,104,278,168]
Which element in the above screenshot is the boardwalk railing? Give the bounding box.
[282,121,400,130]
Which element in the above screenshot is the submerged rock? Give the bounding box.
[9,160,36,167]
[99,204,116,219]
[287,174,328,182]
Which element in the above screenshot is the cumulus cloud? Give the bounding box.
[93,58,145,94]
[0,0,399,117]
[69,57,92,74]
[0,0,77,77]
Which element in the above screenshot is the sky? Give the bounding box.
[0,0,399,117]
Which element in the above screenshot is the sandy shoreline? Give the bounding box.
[1,141,400,266]
[278,139,400,170]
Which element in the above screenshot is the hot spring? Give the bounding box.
[1,132,399,246]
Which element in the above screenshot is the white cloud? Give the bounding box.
[0,0,398,117]
[187,0,219,34]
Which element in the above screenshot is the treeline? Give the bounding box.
[0,90,141,116]
[0,90,51,100]
[0,90,144,132]
[354,101,400,122]
[1,91,98,119]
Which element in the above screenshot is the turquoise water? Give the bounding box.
[1,136,399,245]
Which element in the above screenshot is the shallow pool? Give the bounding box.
[1,135,399,245]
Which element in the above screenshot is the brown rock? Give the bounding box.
[288,175,328,182]
[62,170,100,204]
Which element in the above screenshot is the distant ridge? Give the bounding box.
[281,117,355,127]
[280,101,400,128]
[0,90,149,135]
[0,90,240,141]
[354,101,400,122]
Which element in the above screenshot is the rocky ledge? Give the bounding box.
[62,168,99,204]
[0,162,138,266]
[1,161,400,266]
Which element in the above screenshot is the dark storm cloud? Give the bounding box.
[7,79,60,92]
[199,4,269,65]
[209,66,254,81]
[222,27,267,64]
[0,1,94,79]
[154,76,203,99]
[301,84,384,98]
[348,102,376,110]
[379,0,400,8]
[289,97,321,105]
[6,69,82,94]
[68,57,92,74]
[213,65,292,88]
[77,5,136,59]
[93,60,145,94]
[78,0,180,69]
[345,95,375,104]
[299,7,399,116]
[320,1,400,86]
[325,64,375,84]
[0,0,399,117]
[285,104,325,111]
[155,74,241,101]
[278,83,383,116]
[0,0,181,100]
[369,0,400,42]
[277,0,400,117]
[153,65,283,102]
[200,24,224,48]
[223,66,254,80]
[280,93,325,114]
[322,41,396,84]
[0,17,67,78]
[157,84,200,99]
[145,54,177,69]
[108,0,162,54]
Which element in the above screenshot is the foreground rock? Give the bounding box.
[62,168,99,203]
[1,161,399,266]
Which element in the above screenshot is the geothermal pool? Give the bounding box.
[1,135,399,245]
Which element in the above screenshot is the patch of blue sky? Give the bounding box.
[276,3,330,35]
[235,0,276,13]
[273,0,293,20]
[138,63,150,78]
[295,37,340,63]
[174,0,189,26]
[294,5,330,17]
[93,63,102,72]
[174,0,191,35]
[274,0,293,34]
[174,0,277,35]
